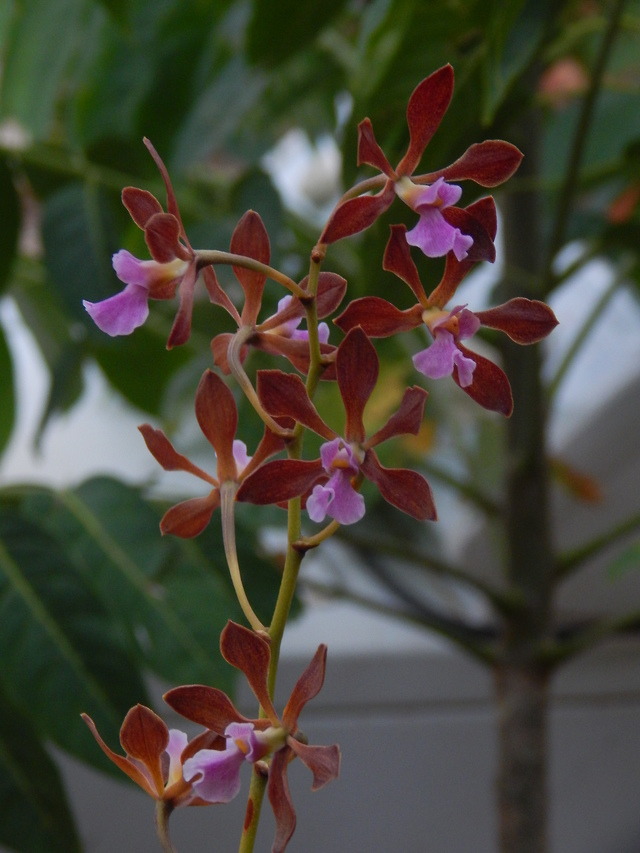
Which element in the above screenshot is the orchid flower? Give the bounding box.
[165,620,341,853]
[81,704,222,808]
[236,327,436,523]
[210,211,346,377]
[335,223,558,416]
[83,139,222,348]
[319,64,523,262]
[139,369,285,538]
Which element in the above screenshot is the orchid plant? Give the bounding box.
[81,65,557,852]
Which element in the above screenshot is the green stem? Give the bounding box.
[195,250,307,298]
[220,482,266,633]
[154,800,176,853]
[554,511,640,581]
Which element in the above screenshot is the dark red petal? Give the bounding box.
[166,262,198,349]
[138,424,217,484]
[287,740,341,791]
[383,224,428,304]
[210,332,236,374]
[230,210,270,325]
[202,265,240,323]
[160,493,220,538]
[397,65,454,176]
[236,459,325,505]
[119,704,168,794]
[122,187,163,229]
[441,206,496,263]
[475,298,559,344]
[357,118,395,177]
[336,328,378,444]
[335,296,422,337]
[366,386,427,448]
[426,197,497,306]
[268,749,297,853]
[145,213,186,262]
[81,714,158,798]
[194,370,238,480]
[257,371,334,439]
[220,622,278,723]
[440,140,523,187]
[144,138,191,247]
[282,645,327,730]
[315,272,348,317]
[319,181,394,245]
[242,425,287,478]
[163,685,249,732]
[253,333,337,379]
[361,452,437,520]
[455,345,513,416]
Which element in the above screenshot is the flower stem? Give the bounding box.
[154,800,176,853]
[195,250,307,298]
[220,482,267,633]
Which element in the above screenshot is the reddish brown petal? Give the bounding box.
[81,713,158,798]
[365,386,427,448]
[138,424,218,485]
[202,265,240,322]
[253,333,337,379]
[257,371,334,439]
[361,452,436,520]
[441,206,496,263]
[145,213,186,262]
[210,332,236,374]
[382,224,429,304]
[122,187,163,229]
[397,65,454,176]
[426,197,497,307]
[357,118,395,177]
[220,622,279,723]
[455,345,513,416]
[119,705,169,796]
[194,370,238,481]
[475,298,558,344]
[336,328,378,444]
[230,211,270,325]
[160,493,220,538]
[335,296,422,337]
[167,262,198,348]
[282,645,327,730]
[236,459,325,505]
[144,138,190,247]
[311,271,349,318]
[319,181,394,244]
[241,425,287,478]
[268,749,297,853]
[287,740,341,790]
[163,685,249,732]
[439,140,523,187]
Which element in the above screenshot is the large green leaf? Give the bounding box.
[20,478,244,687]
[246,0,349,67]
[0,502,148,767]
[0,685,81,853]
[0,0,90,140]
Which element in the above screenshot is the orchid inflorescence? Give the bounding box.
[81,65,557,852]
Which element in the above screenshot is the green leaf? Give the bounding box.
[0,325,15,458]
[0,501,148,767]
[0,156,20,295]
[0,685,81,853]
[246,0,349,67]
[20,478,242,687]
[0,0,89,139]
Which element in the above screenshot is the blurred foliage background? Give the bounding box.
[1,0,640,849]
